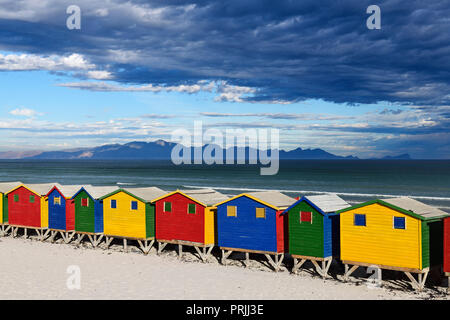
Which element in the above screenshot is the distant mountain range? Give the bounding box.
[0,140,411,160]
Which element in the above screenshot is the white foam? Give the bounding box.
[182,185,450,201]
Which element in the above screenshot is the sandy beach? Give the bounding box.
[0,236,448,300]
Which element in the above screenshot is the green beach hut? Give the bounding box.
[283,194,349,277]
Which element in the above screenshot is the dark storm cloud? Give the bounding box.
[0,0,449,106]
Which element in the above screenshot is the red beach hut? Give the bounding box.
[152,189,228,261]
[6,183,56,239]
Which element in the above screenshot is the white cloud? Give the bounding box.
[0,53,94,71]
[86,70,113,80]
[56,79,262,103]
[9,108,42,117]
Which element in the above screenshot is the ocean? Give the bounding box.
[0,159,449,212]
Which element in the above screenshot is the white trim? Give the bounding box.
[393,215,407,230]
[163,201,172,213]
[187,203,196,214]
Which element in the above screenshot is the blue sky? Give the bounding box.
[0,1,449,158]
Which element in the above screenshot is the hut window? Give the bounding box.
[188,203,196,214]
[354,214,366,226]
[227,206,237,217]
[111,199,117,209]
[164,202,172,212]
[29,195,35,203]
[54,197,61,205]
[256,207,266,219]
[131,201,138,210]
[13,194,19,202]
[300,211,312,223]
[81,198,89,207]
[393,216,406,229]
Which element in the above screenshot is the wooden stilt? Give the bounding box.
[244,252,250,267]
[265,254,284,272]
[42,229,50,241]
[221,249,232,265]
[447,276,450,294]
[343,264,359,281]
[404,271,429,291]
[292,258,306,274]
[104,236,113,249]
[75,234,85,245]
[123,238,128,252]
[178,244,183,259]
[157,242,168,255]
[138,239,155,255]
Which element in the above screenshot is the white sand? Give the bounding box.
[0,236,448,300]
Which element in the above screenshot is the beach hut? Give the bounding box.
[0,181,22,236]
[337,197,448,291]
[0,181,22,227]
[215,191,296,271]
[100,187,166,254]
[6,183,56,240]
[46,184,86,243]
[444,217,450,292]
[282,194,349,278]
[71,185,118,247]
[151,189,229,262]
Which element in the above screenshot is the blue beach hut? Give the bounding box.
[214,191,296,271]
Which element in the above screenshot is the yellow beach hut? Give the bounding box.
[337,197,448,290]
[100,187,166,254]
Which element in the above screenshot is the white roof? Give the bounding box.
[53,184,86,198]
[247,191,296,209]
[381,197,449,219]
[0,181,22,194]
[180,189,229,206]
[305,194,350,213]
[81,185,119,199]
[124,187,167,202]
[24,183,59,196]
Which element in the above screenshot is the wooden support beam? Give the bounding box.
[157,242,168,255]
[264,254,284,272]
[178,244,183,259]
[104,236,113,249]
[404,270,428,291]
[75,234,85,245]
[123,238,128,252]
[244,252,250,267]
[138,239,154,255]
[447,276,450,294]
[42,229,50,241]
[292,258,307,274]
[343,264,359,281]
[193,246,205,262]
[221,249,232,265]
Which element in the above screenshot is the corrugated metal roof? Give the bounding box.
[247,191,296,209]
[25,183,59,196]
[82,185,120,199]
[180,189,229,206]
[0,181,22,193]
[305,194,350,213]
[381,197,449,219]
[124,187,167,202]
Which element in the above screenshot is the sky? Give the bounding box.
[0,0,449,159]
